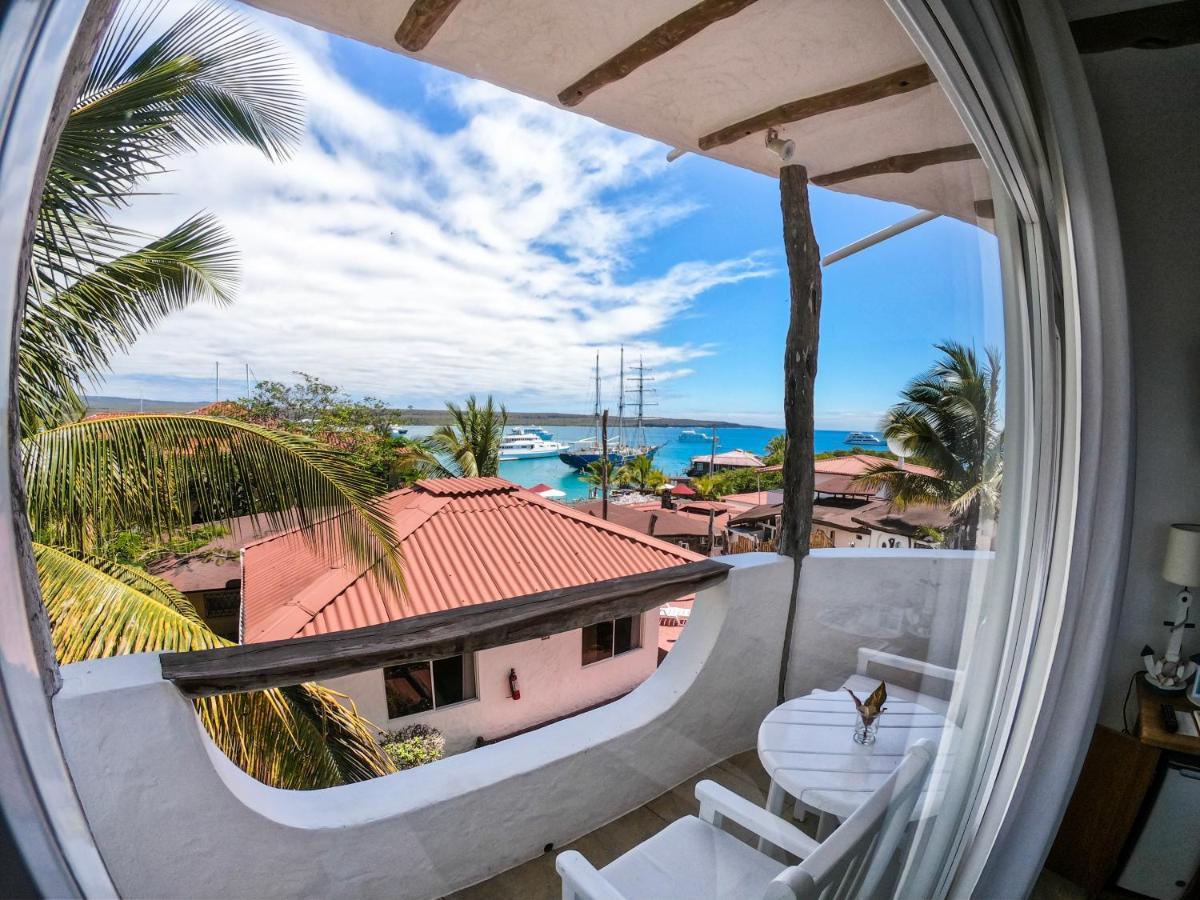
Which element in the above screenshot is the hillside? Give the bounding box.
[84,397,747,428]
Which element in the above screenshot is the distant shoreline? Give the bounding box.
[83,396,754,429]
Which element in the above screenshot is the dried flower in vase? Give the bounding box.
[846,681,888,726]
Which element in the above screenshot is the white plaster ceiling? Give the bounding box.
[247,0,993,222]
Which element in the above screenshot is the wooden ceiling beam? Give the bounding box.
[698,64,936,152]
[558,0,762,108]
[395,0,464,52]
[1072,1,1200,53]
[812,144,980,187]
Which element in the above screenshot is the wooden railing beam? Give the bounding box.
[161,559,731,697]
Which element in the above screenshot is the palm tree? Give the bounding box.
[690,473,726,500]
[19,1,398,787]
[853,343,1003,547]
[763,434,787,466]
[409,395,508,478]
[614,455,667,492]
[581,458,614,498]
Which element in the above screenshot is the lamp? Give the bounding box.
[1142,524,1200,690]
[765,127,795,163]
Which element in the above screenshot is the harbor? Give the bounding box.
[399,424,884,501]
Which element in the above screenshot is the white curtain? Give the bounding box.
[883,1,1132,896]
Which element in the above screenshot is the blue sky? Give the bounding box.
[101,6,1003,429]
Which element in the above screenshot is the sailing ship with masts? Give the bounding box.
[558,348,662,470]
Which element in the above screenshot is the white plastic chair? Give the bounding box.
[847,648,959,714]
[658,605,692,627]
[556,739,935,900]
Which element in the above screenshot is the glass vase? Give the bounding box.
[853,713,880,745]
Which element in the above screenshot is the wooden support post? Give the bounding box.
[777,164,821,702]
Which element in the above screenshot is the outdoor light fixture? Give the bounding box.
[1142,523,1200,690]
[765,127,795,163]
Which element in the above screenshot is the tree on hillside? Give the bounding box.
[405,395,508,478]
[853,342,1003,547]
[19,1,396,787]
[221,373,411,488]
[614,455,667,492]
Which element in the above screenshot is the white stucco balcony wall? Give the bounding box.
[51,550,990,899]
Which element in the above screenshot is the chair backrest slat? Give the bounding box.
[765,740,935,900]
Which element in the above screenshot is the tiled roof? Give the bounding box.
[242,478,702,643]
[690,449,764,468]
[574,501,723,538]
[814,454,937,478]
[148,514,285,593]
[852,502,954,537]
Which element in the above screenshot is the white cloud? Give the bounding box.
[101,17,770,412]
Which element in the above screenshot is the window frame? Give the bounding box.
[383,653,478,721]
[580,613,643,668]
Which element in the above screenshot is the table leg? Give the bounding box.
[757,780,787,857]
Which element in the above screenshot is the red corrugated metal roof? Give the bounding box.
[814,454,936,478]
[242,478,702,643]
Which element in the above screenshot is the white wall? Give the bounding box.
[785,549,990,699]
[323,616,657,753]
[1083,43,1200,726]
[54,554,793,900]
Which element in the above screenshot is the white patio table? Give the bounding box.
[757,685,949,844]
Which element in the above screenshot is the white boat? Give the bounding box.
[498,428,569,460]
[678,429,716,443]
[524,426,554,440]
[845,431,882,445]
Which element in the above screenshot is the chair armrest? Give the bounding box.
[856,647,958,685]
[556,850,629,900]
[695,780,819,859]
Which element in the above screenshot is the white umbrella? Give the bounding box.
[539,488,566,499]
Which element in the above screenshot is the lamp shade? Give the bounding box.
[1162,523,1200,586]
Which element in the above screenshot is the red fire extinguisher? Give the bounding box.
[508,668,521,700]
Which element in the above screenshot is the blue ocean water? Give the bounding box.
[402,425,883,502]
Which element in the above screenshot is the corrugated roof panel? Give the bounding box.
[250,479,702,642]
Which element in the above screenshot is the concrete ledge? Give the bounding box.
[55,553,792,899]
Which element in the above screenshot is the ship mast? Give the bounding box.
[626,355,656,450]
[593,351,601,440]
[617,346,625,448]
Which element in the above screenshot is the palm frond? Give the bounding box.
[24,414,403,589]
[421,395,508,478]
[21,214,236,435]
[34,0,301,325]
[34,543,393,787]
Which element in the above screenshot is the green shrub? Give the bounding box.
[380,724,445,770]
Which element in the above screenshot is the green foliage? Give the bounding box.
[21,0,302,436]
[613,455,667,492]
[764,434,787,466]
[380,724,446,770]
[95,522,231,568]
[691,466,784,499]
[853,342,1003,547]
[35,544,395,787]
[227,372,411,488]
[405,395,508,479]
[17,2,398,788]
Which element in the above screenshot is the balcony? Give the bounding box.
[52,549,988,898]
